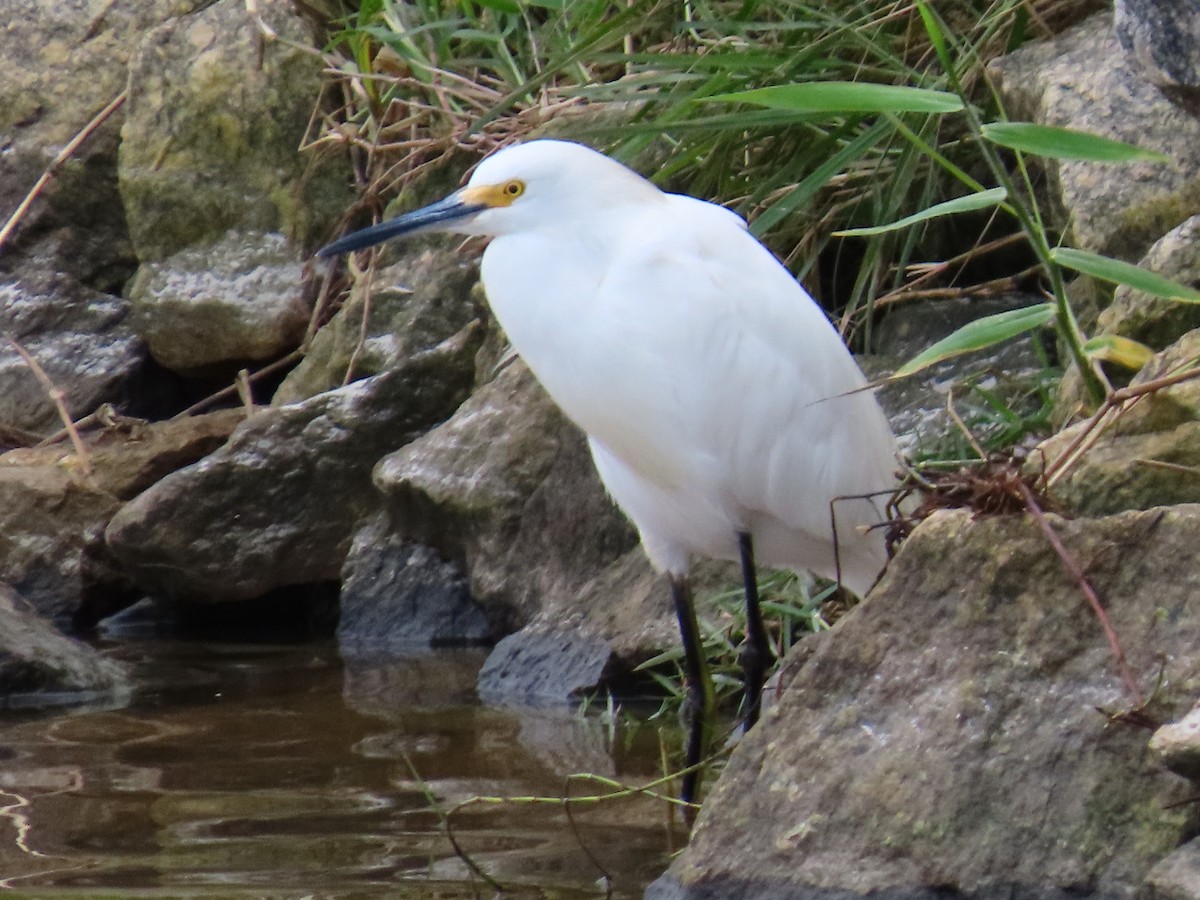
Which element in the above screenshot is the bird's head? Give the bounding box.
[317,139,659,257]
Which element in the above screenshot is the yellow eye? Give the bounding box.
[503,179,525,199]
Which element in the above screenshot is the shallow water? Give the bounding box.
[0,639,685,897]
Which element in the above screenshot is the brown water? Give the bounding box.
[0,640,685,897]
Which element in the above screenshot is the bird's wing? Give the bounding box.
[578,197,897,542]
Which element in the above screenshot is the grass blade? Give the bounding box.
[982,123,1170,163]
[1082,334,1155,370]
[893,303,1055,378]
[834,187,1008,237]
[1051,247,1200,301]
[706,82,965,114]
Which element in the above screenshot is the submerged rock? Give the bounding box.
[0,582,128,702]
[652,505,1200,900]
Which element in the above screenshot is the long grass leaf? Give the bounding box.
[707,82,965,114]
[1051,248,1200,301]
[893,303,1055,378]
[834,187,1008,236]
[982,123,1170,163]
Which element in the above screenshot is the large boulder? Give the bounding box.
[1115,0,1200,113]
[118,0,347,262]
[989,14,1200,263]
[651,505,1200,900]
[105,326,480,604]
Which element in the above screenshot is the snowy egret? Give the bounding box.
[319,139,898,804]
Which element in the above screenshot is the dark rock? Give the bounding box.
[0,583,128,704]
[0,410,242,624]
[126,230,309,376]
[338,513,490,652]
[655,505,1200,899]
[118,0,349,262]
[989,14,1200,262]
[0,271,153,436]
[105,326,480,604]
[867,293,1050,457]
[477,627,615,705]
[1116,0,1200,113]
[276,241,484,404]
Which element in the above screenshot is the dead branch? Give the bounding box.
[6,338,93,480]
[0,91,127,256]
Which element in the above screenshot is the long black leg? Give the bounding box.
[670,574,713,812]
[737,531,770,729]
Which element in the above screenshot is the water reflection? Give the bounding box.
[0,640,683,897]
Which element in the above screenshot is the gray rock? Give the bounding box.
[0,410,242,624]
[277,241,484,404]
[0,271,154,436]
[989,14,1200,262]
[1149,703,1200,780]
[106,327,480,604]
[126,230,309,376]
[1095,215,1200,351]
[118,0,349,262]
[0,582,128,703]
[1144,838,1200,900]
[338,513,490,652]
[477,627,615,705]
[655,505,1200,899]
[1116,0,1200,113]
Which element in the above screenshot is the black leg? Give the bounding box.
[737,531,770,729]
[670,574,713,813]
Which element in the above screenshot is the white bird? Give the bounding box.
[319,139,898,805]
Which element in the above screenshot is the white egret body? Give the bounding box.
[319,139,899,804]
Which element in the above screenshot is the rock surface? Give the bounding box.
[1144,838,1200,900]
[118,0,348,262]
[0,582,128,701]
[1115,0,1200,113]
[0,410,242,625]
[1039,329,1200,516]
[106,328,480,604]
[1149,703,1200,780]
[1095,215,1200,351]
[651,505,1200,900]
[989,14,1200,262]
[126,231,309,376]
[0,271,162,437]
[276,241,483,403]
[338,513,490,652]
